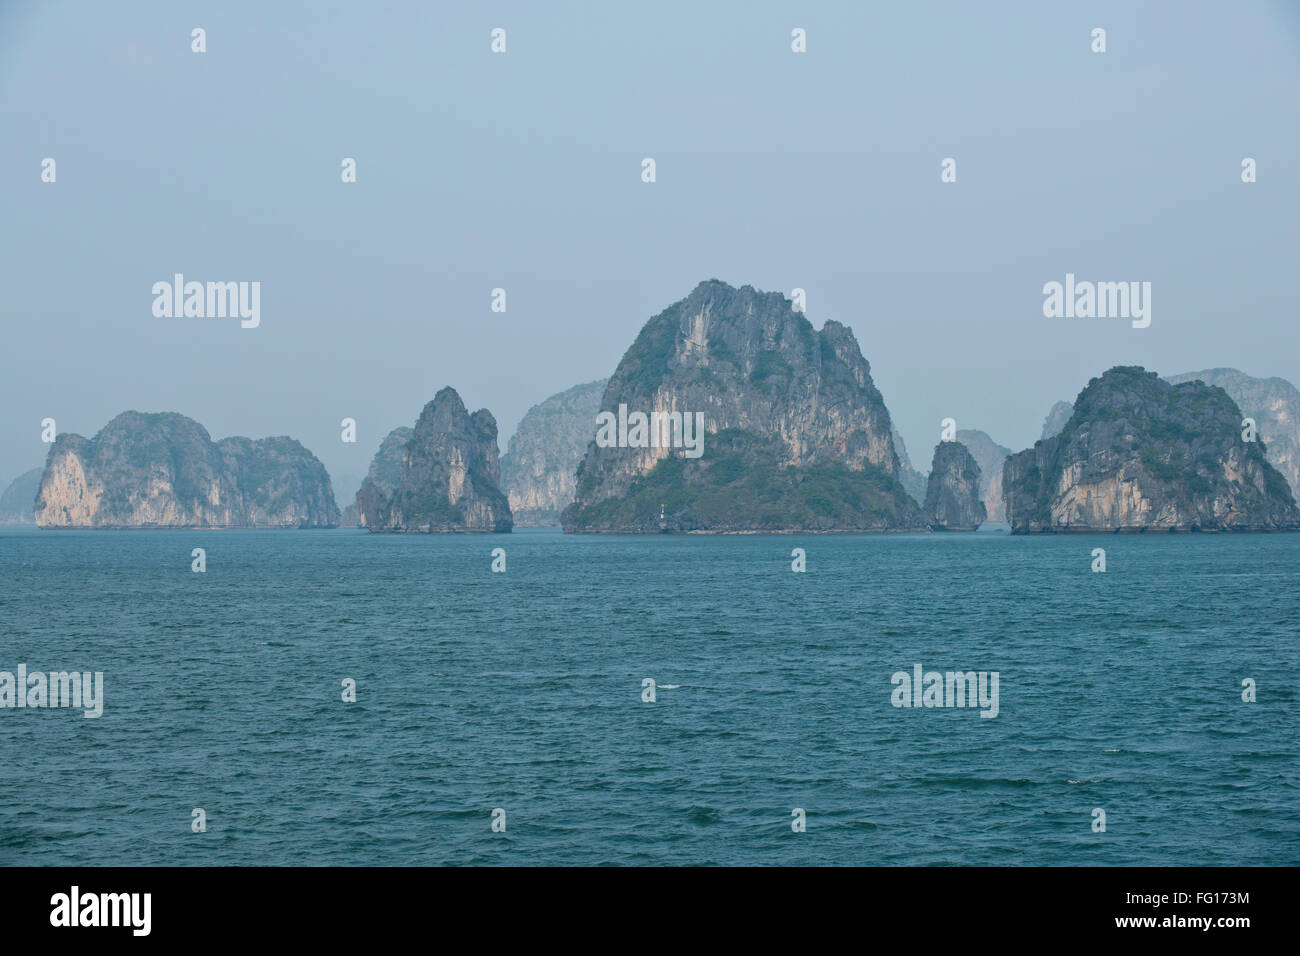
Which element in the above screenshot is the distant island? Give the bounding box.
[1003,367,1299,533]
[956,430,1012,525]
[0,467,42,525]
[562,280,930,533]
[12,290,1299,538]
[924,441,986,531]
[34,411,338,529]
[1040,367,1300,502]
[354,387,511,533]
[500,379,607,527]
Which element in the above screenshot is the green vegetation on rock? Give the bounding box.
[564,429,919,532]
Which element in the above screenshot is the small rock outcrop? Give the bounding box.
[924,441,986,530]
[358,388,511,533]
[34,412,339,528]
[1003,366,1299,533]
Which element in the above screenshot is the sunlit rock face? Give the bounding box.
[563,280,924,533]
[35,411,338,529]
[1003,367,1299,533]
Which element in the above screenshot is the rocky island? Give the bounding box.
[1164,368,1300,501]
[0,468,42,525]
[356,387,511,533]
[561,280,925,533]
[1038,368,1300,503]
[34,411,339,528]
[1003,366,1299,533]
[924,441,986,530]
[500,379,607,526]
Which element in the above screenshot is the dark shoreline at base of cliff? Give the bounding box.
[363,527,510,534]
[36,524,338,530]
[1013,525,1300,534]
[564,528,932,534]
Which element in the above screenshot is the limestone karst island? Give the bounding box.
[9,281,1298,536]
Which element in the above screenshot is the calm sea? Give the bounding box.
[1,527,1296,865]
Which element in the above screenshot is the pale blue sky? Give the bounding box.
[3,0,1298,493]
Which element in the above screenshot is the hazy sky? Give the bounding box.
[3,0,1298,494]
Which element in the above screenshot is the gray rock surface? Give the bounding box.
[924,441,986,530]
[500,380,607,526]
[956,429,1011,523]
[35,412,338,528]
[358,388,511,533]
[1165,368,1300,502]
[563,279,922,532]
[1003,367,1299,533]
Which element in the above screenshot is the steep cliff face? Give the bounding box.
[365,427,413,492]
[217,436,339,528]
[924,441,986,530]
[352,427,413,528]
[1041,401,1074,440]
[892,426,929,506]
[562,280,923,532]
[1165,368,1300,502]
[956,429,1011,523]
[0,468,42,524]
[500,379,607,526]
[1003,367,1299,533]
[360,388,511,533]
[34,412,339,528]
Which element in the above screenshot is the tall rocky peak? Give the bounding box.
[1164,368,1300,501]
[500,379,607,526]
[358,387,511,533]
[565,280,920,531]
[924,441,986,530]
[956,429,1011,524]
[1003,366,1299,533]
[34,411,338,528]
[0,467,43,524]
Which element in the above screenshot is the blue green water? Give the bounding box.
[0,527,1296,865]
